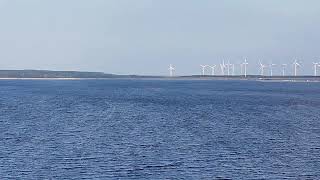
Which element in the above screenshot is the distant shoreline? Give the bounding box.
[0,70,319,82]
[0,77,319,82]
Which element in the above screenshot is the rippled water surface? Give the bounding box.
[0,79,320,179]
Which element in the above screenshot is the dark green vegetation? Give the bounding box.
[0,70,131,78]
[0,70,167,78]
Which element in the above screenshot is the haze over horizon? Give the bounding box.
[0,0,319,76]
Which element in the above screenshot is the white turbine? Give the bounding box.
[168,64,175,77]
[200,65,207,76]
[282,64,287,76]
[269,62,276,76]
[208,65,217,76]
[293,59,301,76]
[242,59,248,77]
[259,60,267,76]
[231,64,235,76]
[226,61,234,76]
[226,60,231,76]
[313,62,319,76]
[220,60,226,76]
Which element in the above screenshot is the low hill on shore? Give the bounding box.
[0,70,119,78]
[0,70,319,81]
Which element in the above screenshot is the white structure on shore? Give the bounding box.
[226,60,231,76]
[259,61,267,76]
[225,61,235,76]
[208,65,216,75]
[242,59,248,77]
[220,60,226,75]
[313,62,319,76]
[200,65,207,76]
[231,64,235,75]
[282,64,287,76]
[269,62,276,76]
[293,60,301,76]
[168,64,175,77]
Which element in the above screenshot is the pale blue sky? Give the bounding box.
[0,0,319,75]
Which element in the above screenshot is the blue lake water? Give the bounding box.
[0,79,319,179]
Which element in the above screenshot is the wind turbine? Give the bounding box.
[269,62,276,76]
[226,60,231,76]
[242,59,248,77]
[231,64,235,76]
[220,60,226,75]
[282,64,287,76]
[208,65,217,76]
[259,60,267,76]
[200,65,207,76]
[313,62,319,76]
[293,59,301,76]
[168,64,175,77]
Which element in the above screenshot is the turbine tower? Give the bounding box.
[208,65,216,76]
[313,62,319,76]
[282,64,287,76]
[168,64,175,77]
[220,60,226,75]
[293,60,301,76]
[269,62,276,76]
[200,65,207,76]
[226,60,231,76]
[242,59,248,77]
[231,64,235,76]
[259,60,267,76]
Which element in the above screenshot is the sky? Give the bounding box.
[0,0,320,75]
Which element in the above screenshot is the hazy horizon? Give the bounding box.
[0,0,320,75]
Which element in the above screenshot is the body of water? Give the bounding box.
[0,79,319,179]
